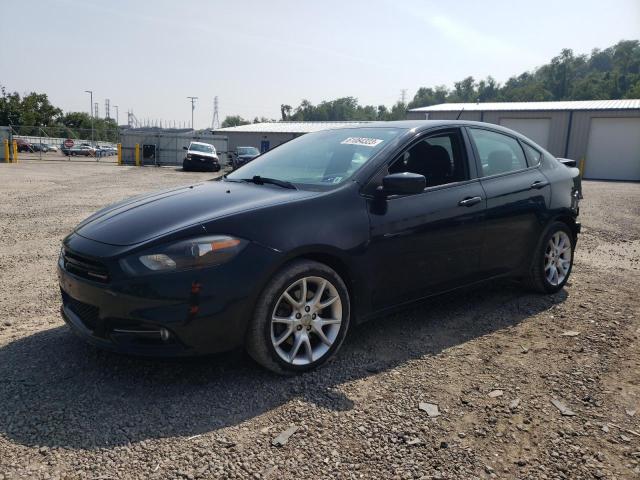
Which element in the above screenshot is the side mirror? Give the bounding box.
[381,172,426,195]
[182,146,188,150]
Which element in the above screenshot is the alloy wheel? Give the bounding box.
[270,276,342,366]
[544,231,572,286]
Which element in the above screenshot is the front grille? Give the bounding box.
[62,249,109,283]
[191,154,215,163]
[62,291,100,331]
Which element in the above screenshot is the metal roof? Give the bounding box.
[214,121,373,134]
[409,99,640,112]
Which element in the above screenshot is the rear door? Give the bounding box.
[365,128,487,309]
[466,127,551,277]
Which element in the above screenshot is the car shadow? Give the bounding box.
[0,280,567,450]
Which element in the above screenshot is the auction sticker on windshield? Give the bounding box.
[341,137,384,147]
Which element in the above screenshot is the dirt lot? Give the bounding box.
[0,162,639,480]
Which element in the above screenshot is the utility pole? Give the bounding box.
[94,103,99,119]
[105,99,110,119]
[187,96,198,130]
[212,96,220,130]
[85,90,93,144]
[114,105,119,125]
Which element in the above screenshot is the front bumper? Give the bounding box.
[184,156,219,170]
[58,240,281,356]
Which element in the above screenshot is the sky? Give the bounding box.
[1,0,639,128]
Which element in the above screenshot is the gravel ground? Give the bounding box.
[0,162,639,480]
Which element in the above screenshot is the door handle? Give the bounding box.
[458,196,482,207]
[530,180,549,189]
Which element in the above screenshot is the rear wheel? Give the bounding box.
[525,221,574,293]
[246,260,350,374]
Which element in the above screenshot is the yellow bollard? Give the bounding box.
[12,140,18,164]
[117,143,122,165]
[134,143,140,167]
[579,158,585,176]
[3,139,9,163]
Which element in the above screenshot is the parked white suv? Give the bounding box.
[182,142,220,172]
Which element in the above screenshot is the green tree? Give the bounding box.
[221,115,250,128]
[0,86,62,134]
[280,104,292,121]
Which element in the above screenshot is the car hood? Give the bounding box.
[75,180,319,246]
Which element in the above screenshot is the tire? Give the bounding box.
[246,259,350,375]
[525,221,575,294]
[182,160,190,171]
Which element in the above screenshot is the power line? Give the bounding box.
[400,89,407,105]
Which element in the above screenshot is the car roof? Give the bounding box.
[189,141,213,147]
[330,120,540,144]
[333,119,513,131]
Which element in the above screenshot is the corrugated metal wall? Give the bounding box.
[406,111,482,121]
[407,108,640,165]
[482,111,568,156]
[221,132,300,152]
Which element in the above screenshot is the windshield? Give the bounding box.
[190,143,214,153]
[227,127,404,186]
[237,147,259,155]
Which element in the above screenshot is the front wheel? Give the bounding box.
[246,260,350,374]
[525,221,575,293]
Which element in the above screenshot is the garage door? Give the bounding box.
[584,117,640,181]
[499,118,551,149]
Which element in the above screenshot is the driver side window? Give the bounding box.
[388,129,469,188]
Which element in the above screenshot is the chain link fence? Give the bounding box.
[3,125,119,162]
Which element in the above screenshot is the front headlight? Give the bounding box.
[120,235,247,275]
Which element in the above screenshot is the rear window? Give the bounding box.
[522,142,542,166]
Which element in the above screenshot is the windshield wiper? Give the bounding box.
[238,175,297,190]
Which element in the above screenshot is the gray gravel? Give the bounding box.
[0,162,639,479]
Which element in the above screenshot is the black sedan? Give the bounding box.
[231,146,260,170]
[58,121,581,373]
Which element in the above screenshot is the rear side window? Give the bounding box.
[388,130,469,188]
[468,128,528,176]
[522,142,542,166]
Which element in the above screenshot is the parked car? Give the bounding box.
[69,145,96,157]
[182,141,219,171]
[47,145,59,153]
[58,121,581,373]
[16,139,33,152]
[31,143,55,152]
[94,145,110,157]
[231,146,260,169]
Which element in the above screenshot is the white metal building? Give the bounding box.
[407,100,640,181]
[214,121,372,153]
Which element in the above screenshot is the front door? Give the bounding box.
[365,128,487,310]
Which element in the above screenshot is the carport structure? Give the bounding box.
[407,100,640,181]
